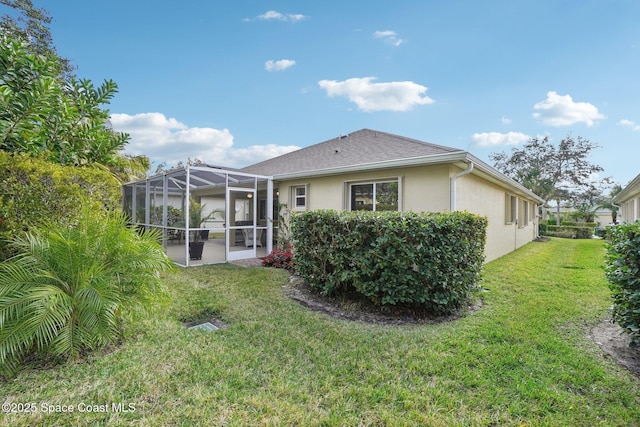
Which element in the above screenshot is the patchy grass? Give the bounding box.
[1,238,639,426]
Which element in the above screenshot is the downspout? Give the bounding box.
[450,161,474,212]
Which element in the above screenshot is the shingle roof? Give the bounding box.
[240,129,463,177]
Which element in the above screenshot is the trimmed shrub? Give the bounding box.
[605,223,640,347]
[540,225,593,239]
[0,152,121,259]
[561,221,597,227]
[291,210,487,315]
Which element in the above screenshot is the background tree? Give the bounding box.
[0,34,147,181]
[0,0,73,74]
[490,134,608,225]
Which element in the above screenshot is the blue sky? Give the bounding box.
[35,1,640,186]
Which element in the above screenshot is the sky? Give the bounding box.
[22,1,640,187]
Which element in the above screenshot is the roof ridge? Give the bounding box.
[240,128,463,176]
[358,128,463,152]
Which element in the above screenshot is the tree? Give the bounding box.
[0,34,147,181]
[490,134,607,225]
[0,0,73,74]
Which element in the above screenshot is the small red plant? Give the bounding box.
[262,244,294,270]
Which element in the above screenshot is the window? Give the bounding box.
[530,203,536,223]
[519,199,529,228]
[505,194,517,224]
[292,185,306,210]
[350,180,398,211]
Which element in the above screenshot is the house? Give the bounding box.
[123,129,543,265]
[613,172,640,222]
[241,129,543,262]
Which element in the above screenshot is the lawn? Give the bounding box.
[1,238,639,426]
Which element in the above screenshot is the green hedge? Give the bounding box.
[291,210,487,315]
[539,224,593,239]
[545,219,597,227]
[560,221,597,227]
[0,152,121,259]
[605,223,640,347]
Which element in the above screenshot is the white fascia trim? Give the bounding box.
[613,172,640,204]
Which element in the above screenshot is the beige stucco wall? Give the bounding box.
[277,164,451,213]
[454,168,538,262]
[616,186,640,223]
[276,163,538,262]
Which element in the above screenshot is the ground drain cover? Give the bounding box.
[187,321,219,332]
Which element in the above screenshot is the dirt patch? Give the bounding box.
[588,319,640,376]
[284,274,482,326]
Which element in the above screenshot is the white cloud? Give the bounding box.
[373,30,404,46]
[265,59,296,72]
[619,119,640,131]
[246,10,308,22]
[471,131,530,147]
[110,112,300,168]
[501,116,512,125]
[318,77,434,112]
[532,91,605,127]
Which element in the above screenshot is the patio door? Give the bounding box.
[226,187,257,261]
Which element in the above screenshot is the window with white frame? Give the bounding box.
[349,180,398,211]
[292,185,307,210]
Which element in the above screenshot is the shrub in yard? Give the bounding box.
[292,210,487,315]
[605,222,640,347]
[540,225,593,239]
[262,244,294,270]
[0,152,121,260]
[0,208,173,376]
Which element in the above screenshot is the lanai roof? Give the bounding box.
[240,128,463,177]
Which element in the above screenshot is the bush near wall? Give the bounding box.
[605,223,640,347]
[0,152,121,259]
[291,210,487,315]
[545,219,598,227]
[561,221,597,227]
[539,224,593,239]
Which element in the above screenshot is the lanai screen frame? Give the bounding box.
[122,165,274,267]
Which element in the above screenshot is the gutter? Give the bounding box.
[450,161,474,211]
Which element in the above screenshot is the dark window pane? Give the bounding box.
[351,184,374,211]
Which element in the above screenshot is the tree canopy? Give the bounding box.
[0,0,72,74]
[490,134,609,224]
[0,34,148,181]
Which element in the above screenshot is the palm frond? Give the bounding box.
[0,207,173,374]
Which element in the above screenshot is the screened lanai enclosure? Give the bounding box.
[123,166,274,267]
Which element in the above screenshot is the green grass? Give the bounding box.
[1,238,639,426]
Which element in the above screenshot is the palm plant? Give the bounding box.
[0,208,173,376]
[189,197,223,242]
